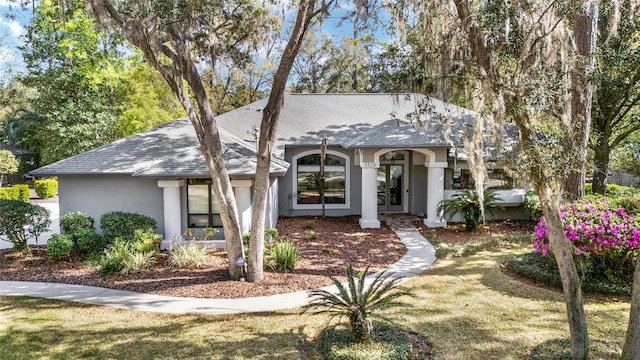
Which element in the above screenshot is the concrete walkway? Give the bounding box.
[0,216,436,315]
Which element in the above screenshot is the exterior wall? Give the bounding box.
[279,146,361,217]
[58,175,165,234]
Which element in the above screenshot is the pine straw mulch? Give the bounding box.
[0,216,406,299]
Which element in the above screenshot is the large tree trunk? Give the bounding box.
[622,255,640,359]
[563,0,598,201]
[591,141,610,195]
[247,0,327,282]
[537,187,589,360]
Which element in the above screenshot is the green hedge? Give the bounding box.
[34,178,58,199]
[100,211,157,242]
[0,184,30,202]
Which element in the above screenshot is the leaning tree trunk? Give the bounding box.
[247,0,327,282]
[591,142,610,195]
[622,255,640,359]
[537,187,589,359]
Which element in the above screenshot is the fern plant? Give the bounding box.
[438,188,505,231]
[304,263,412,343]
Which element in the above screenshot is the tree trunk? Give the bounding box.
[622,255,640,359]
[591,142,610,195]
[537,187,590,360]
[563,0,598,201]
[247,0,327,282]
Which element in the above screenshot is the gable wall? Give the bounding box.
[58,175,165,234]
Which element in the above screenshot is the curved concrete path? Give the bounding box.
[0,216,436,315]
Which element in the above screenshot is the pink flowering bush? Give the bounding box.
[533,197,640,280]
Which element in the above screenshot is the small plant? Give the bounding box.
[60,211,95,244]
[304,229,317,239]
[131,229,163,253]
[0,199,51,253]
[169,243,207,268]
[122,251,157,274]
[100,239,131,275]
[264,240,299,271]
[305,263,413,343]
[46,234,73,260]
[304,219,315,229]
[438,188,505,232]
[322,247,340,255]
[34,178,58,199]
[523,190,542,220]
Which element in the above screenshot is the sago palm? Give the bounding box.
[304,263,412,343]
[438,188,505,232]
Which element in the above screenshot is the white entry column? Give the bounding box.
[157,179,185,249]
[232,180,252,235]
[424,165,447,227]
[359,162,380,228]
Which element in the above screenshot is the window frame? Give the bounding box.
[186,179,223,228]
[291,149,350,210]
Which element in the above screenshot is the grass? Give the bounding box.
[0,246,631,359]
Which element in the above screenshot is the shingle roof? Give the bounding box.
[215,93,484,155]
[0,143,32,156]
[30,118,289,177]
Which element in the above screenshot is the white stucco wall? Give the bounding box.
[58,175,165,234]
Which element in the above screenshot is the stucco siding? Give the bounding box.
[58,175,165,234]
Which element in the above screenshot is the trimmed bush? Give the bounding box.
[130,229,162,253]
[0,199,51,252]
[100,211,157,242]
[169,243,207,268]
[317,323,412,360]
[34,178,58,199]
[76,229,105,256]
[61,211,94,235]
[0,185,29,202]
[46,234,73,260]
[264,240,299,271]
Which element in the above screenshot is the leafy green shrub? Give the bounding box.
[523,190,542,220]
[317,323,412,360]
[34,178,58,199]
[169,243,207,268]
[0,199,51,253]
[100,211,157,242]
[61,211,94,237]
[46,234,73,260]
[130,229,162,253]
[438,189,505,231]
[506,252,632,296]
[585,183,640,197]
[305,263,412,342]
[264,240,299,271]
[14,184,30,202]
[0,185,29,202]
[76,229,105,256]
[99,237,158,276]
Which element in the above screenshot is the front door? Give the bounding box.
[377,164,404,212]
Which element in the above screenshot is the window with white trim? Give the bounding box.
[293,151,349,208]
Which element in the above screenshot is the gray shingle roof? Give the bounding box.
[30,118,289,177]
[215,93,483,155]
[1,143,32,156]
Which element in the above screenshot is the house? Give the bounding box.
[30,93,526,248]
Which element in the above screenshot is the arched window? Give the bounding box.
[293,150,350,209]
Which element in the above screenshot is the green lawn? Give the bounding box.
[0,247,630,359]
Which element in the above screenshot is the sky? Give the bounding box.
[0,0,30,78]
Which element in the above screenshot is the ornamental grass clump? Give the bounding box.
[169,242,207,269]
[533,197,640,281]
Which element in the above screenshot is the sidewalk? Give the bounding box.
[0,216,436,315]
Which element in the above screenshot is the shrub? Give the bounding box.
[169,243,207,268]
[46,234,73,260]
[61,211,94,236]
[304,219,315,229]
[34,178,58,199]
[305,263,413,343]
[0,149,19,186]
[264,240,299,271]
[304,229,317,239]
[438,188,505,231]
[99,237,158,275]
[0,185,29,202]
[523,190,542,220]
[533,198,640,282]
[100,211,157,242]
[0,199,51,253]
[317,323,412,360]
[76,229,105,256]
[130,229,162,253]
[122,251,156,274]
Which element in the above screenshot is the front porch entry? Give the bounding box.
[358,148,448,229]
